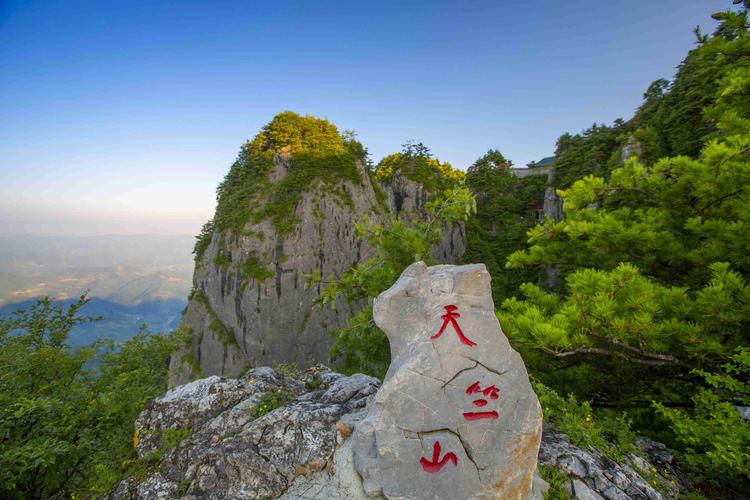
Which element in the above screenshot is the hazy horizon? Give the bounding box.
[1,0,724,236]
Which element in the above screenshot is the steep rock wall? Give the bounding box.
[170,159,465,388]
[383,173,465,264]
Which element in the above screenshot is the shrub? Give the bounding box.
[250,389,294,419]
[534,381,637,461]
[655,349,750,484]
[0,296,184,496]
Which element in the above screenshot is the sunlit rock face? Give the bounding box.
[168,156,385,387]
[352,262,543,499]
[168,157,465,389]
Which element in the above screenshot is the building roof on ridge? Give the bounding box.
[533,156,555,167]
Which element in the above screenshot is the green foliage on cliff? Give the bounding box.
[193,290,237,347]
[373,141,465,192]
[0,296,183,497]
[194,112,369,281]
[309,186,476,378]
[193,219,214,261]
[463,150,547,304]
[552,123,622,189]
[212,111,365,239]
[240,251,274,286]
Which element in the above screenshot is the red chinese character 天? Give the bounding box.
[430,305,477,347]
[463,381,500,421]
[419,441,458,473]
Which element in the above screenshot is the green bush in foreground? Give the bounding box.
[533,381,637,462]
[0,295,183,497]
[655,349,750,483]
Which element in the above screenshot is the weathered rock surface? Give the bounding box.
[352,262,543,499]
[737,405,750,424]
[112,365,686,500]
[539,426,674,500]
[113,366,379,500]
[170,158,465,388]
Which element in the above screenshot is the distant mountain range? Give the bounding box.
[0,234,194,305]
[0,297,186,347]
[0,234,194,346]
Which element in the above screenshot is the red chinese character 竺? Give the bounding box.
[419,441,458,473]
[430,305,477,346]
[463,381,500,421]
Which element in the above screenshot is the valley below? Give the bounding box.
[0,234,194,345]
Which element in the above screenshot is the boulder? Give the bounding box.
[352,262,543,499]
[113,263,688,499]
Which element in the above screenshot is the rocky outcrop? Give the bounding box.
[113,366,379,499]
[539,426,682,500]
[621,136,642,163]
[543,186,564,222]
[169,155,385,387]
[353,262,543,499]
[170,155,465,388]
[112,366,686,500]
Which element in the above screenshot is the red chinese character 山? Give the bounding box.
[430,305,477,346]
[419,441,458,473]
[463,381,500,421]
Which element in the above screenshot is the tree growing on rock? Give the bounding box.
[498,8,750,485]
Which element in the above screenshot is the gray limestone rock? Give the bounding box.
[573,478,605,500]
[352,262,543,499]
[112,366,380,500]
[543,186,564,222]
[539,426,669,500]
[621,136,643,163]
[112,363,686,500]
[384,173,466,263]
[279,437,368,500]
[169,157,465,388]
[737,406,750,424]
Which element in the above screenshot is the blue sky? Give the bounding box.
[0,0,724,235]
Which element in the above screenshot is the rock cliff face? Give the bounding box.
[169,154,386,387]
[543,186,564,222]
[169,115,465,388]
[384,173,465,263]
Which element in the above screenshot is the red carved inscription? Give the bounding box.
[430,305,477,346]
[463,381,500,421]
[419,441,458,473]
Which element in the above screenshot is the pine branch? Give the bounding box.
[539,346,689,367]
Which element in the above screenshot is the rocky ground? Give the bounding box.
[110,365,689,499]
